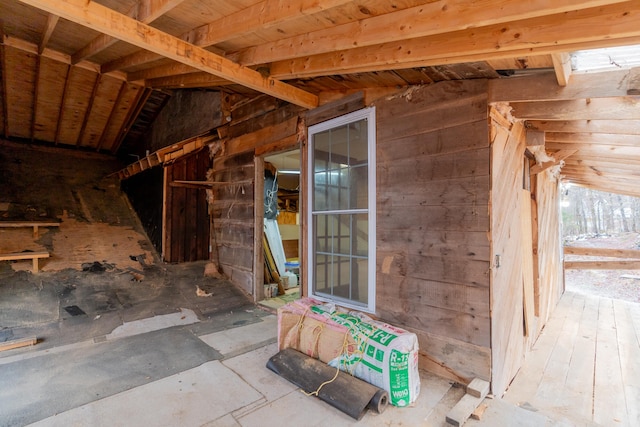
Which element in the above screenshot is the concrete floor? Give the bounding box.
[1,273,588,427]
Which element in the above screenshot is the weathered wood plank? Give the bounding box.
[565,260,640,270]
[377,230,490,262]
[564,246,640,259]
[593,298,627,426]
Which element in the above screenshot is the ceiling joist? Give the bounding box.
[18,0,318,109]
[71,0,188,64]
[526,119,640,135]
[268,2,640,78]
[100,0,353,74]
[234,0,630,67]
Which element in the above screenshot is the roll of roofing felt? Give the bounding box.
[266,348,389,420]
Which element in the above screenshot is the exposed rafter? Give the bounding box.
[18,0,318,109]
[233,0,632,67]
[71,0,188,64]
[551,53,572,86]
[100,0,354,74]
[489,68,638,103]
[268,2,640,78]
[510,97,640,120]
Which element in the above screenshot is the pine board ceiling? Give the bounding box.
[0,0,639,196]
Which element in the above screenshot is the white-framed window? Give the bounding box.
[307,107,376,313]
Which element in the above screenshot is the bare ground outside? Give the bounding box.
[564,232,640,303]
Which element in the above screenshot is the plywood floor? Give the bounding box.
[504,291,640,426]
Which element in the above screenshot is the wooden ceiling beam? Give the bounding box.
[546,132,640,147]
[546,141,640,158]
[490,68,639,103]
[564,179,640,198]
[18,0,318,109]
[127,62,199,82]
[510,97,640,121]
[101,0,353,74]
[564,158,640,173]
[268,2,640,79]
[145,72,232,89]
[235,0,629,66]
[71,0,188,64]
[38,14,59,54]
[526,119,640,135]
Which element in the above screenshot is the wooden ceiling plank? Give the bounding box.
[269,3,640,79]
[39,14,59,54]
[526,119,640,135]
[5,34,130,81]
[18,0,318,109]
[490,68,638,103]
[510,97,640,121]
[96,80,127,152]
[111,87,151,154]
[236,0,629,66]
[101,0,353,74]
[71,0,189,64]
[551,52,572,87]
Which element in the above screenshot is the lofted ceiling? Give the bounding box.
[0,0,639,196]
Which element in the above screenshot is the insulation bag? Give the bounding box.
[277,298,420,407]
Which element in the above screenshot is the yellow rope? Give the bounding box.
[302,328,351,397]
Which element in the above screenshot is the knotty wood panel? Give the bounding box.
[374,80,491,384]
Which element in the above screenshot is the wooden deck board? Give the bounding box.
[504,291,640,426]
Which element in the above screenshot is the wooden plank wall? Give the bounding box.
[373,80,492,385]
[489,107,527,396]
[164,149,210,262]
[210,98,303,296]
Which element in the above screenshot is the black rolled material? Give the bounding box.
[266,348,389,420]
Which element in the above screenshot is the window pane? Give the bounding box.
[309,109,374,311]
